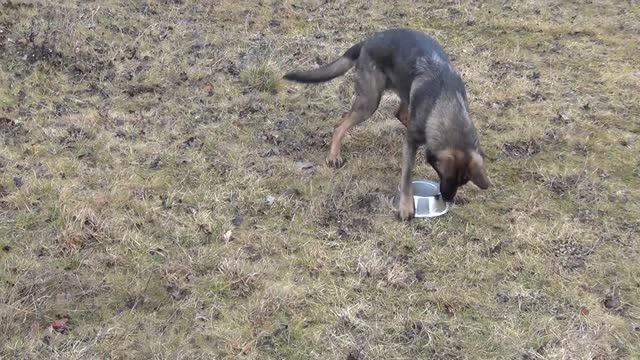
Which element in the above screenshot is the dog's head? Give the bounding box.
[427,149,490,202]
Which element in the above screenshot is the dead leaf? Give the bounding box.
[51,319,68,333]
[579,306,590,316]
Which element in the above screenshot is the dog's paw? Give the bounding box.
[398,209,415,222]
[397,199,415,222]
[325,157,345,169]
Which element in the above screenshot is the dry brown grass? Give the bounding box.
[1,0,639,358]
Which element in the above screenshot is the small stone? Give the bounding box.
[13,176,23,188]
[424,282,438,292]
[265,195,275,206]
[294,160,315,172]
[603,294,621,310]
[620,135,637,147]
[231,215,243,226]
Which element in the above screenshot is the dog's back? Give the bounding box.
[362,29,452,101]
[361,30,477,150]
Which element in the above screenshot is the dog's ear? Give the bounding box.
[469,152,490,189]
[435,151,456,180]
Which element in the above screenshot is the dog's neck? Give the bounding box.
[422,89,480,153]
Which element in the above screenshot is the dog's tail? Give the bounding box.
[283,42,363,83]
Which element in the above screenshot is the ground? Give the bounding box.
[1,0,639,359]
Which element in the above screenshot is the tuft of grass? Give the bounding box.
[240,63,283,94]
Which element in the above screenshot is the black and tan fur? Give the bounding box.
[284,28,490,220]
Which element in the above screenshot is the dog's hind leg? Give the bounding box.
[395,101,410,127]
[326,62,386,168]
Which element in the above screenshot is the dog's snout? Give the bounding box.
[439,182,457,202]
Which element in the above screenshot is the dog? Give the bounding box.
[283,28,490,220]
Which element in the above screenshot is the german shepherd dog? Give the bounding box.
[283,28,490,220]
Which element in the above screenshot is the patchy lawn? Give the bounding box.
[1,0,639,358]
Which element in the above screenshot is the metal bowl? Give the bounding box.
[392,180,451,218]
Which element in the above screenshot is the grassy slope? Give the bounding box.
[1,0,639,358]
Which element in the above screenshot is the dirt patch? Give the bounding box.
[495,292,510,304]
[318,201,346,228]
[506,291,548,312]
[317,189,372,234]
[352,193,379,212]
[181,136,203,149]
[519,169,545,183]
[502,140,541,158]
[166,283,190,301]
[547,173,605,202]
[553,237,595,272]
[577,181,606,203]
[229,273,258,298]
[489,60,536,81]
[133,187,153,201]
[541,128,564,145]
[620,134,638,147]
[0,117,26,141]
[0,184,9,198]
[484,122,514,133]
[240,244,261,262]
[550,112,572,125]
[574,208,603,224]
[601,291,624,315]
[70,52,115,81]
[528,91,545,101]
[124,84,161,97]
[548,175,580,195]
[489,99,514,110]
[34,162,50,178]
[280,132,329,155]
[59,125,95,147]
[453,194,470,205]
[259,130,283,146]
[237,96,265,118]
[24,44,63,66]
[484,239,514,256]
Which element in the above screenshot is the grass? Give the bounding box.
[1,0,639,358]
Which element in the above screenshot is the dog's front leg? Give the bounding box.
[395,101,410,127]
[398,137,417,221]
